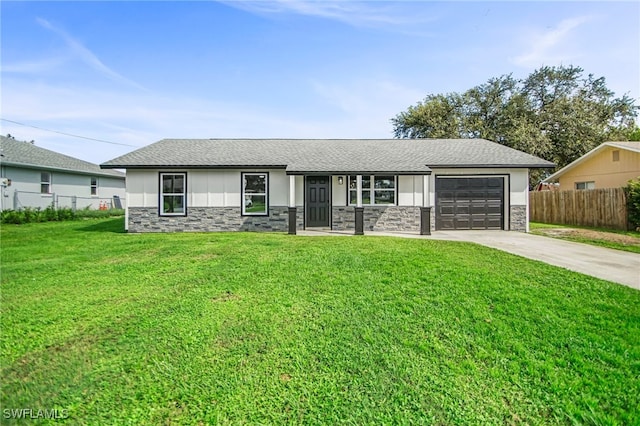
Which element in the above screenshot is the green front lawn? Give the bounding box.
[1,219,639,424]
[530,222,640,253]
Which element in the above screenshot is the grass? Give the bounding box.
[530,222,640,253]
[1,218,639,424]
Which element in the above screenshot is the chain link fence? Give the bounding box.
[2,190,124,212]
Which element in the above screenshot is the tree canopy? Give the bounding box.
[391,65,638,176]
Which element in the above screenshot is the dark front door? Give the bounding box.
[306,176,330,227]
[435,177,504,230]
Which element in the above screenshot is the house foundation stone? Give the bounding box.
[127,207,290,232]
[510,205,527,232]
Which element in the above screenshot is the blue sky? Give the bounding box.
[1,1,639,165]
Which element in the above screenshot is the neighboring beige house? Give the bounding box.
[543,141,640,190]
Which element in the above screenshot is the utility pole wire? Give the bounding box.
[0,118,137,147]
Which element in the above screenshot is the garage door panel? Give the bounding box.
[487,177,503,187]
[470,204,489,214]
[455,217,471,229]
[436,177,504,230]
[455,205,470,215]
[486,205,502,214]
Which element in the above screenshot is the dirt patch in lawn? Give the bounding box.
[535,228,640,247]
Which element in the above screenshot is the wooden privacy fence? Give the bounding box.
[529,188,628,230]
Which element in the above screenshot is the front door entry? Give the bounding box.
[306,176,330,227]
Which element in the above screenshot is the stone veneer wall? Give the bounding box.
[128,207,302,233]
[509,205,527,232]
[332,206,422,232]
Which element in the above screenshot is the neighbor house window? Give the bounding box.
[348,175,396,205]
[575,181,595,190]
[612,150,620,162]
[40,172,51,194]
[160,173,186,216]
[90,177,98,196]
[242,173,268,215]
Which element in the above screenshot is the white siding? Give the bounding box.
[332,176,347,206]
[126,170,158,208]
[126,168,289,208]
[295,176,304,208]
[398,175,424,206]
[0,165,125,211]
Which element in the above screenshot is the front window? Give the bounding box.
[349,175,396,205]
[160,173,186,215]
[575,181,595,190]
[242,173,268,215]
[90,177,98,196]
[41,172,51,194]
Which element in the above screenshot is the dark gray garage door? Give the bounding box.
[435,177,504,230]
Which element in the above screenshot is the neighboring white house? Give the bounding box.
[101,138,553,234]
[0,136,125,211]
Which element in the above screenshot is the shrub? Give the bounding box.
[1,210,24,224]
[624,177,640,231]
[0,207,121,224]
[43,205,58,221]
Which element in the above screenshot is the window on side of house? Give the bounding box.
[40,172,51,194]
[612,150,620,162]
[90,177,98,196]
[348,175,397,205]
[242,173,268,216]
[575,181,595,190]
[160,173,186,216]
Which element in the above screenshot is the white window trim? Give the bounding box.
[159,172,187,216]
[348,175,397,206]
[41,172,51,194]
[90,177,98,196]
[242,172,269,216]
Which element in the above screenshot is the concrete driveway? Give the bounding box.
[298,229,640,289]
[428,231,640,290]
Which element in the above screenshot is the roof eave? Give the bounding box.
[430,163,554,169]
[100,164,288,170]
[4,161,125,178]
[285,170,432,175]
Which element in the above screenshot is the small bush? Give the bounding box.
[625,177,640,231]
[1,210,24,224]
[0,207,122,224]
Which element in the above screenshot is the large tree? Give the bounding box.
[392,65,638,176]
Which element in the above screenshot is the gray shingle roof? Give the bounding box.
[1,136,125,178]
[101,138,554,173]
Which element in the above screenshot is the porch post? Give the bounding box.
[355,174,364,235]
[420,174,431,235]
[288,175,297,235]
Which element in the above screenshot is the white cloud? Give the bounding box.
[218,0,438,31]
[1,73,423,164]
[35,17,147,91]
[512,16,592,68]
[0,57,68,74]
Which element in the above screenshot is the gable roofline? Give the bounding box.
[1,136,125,179]
[543,141,640,183]
[1,159,125,178]
[101,138,554,172]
